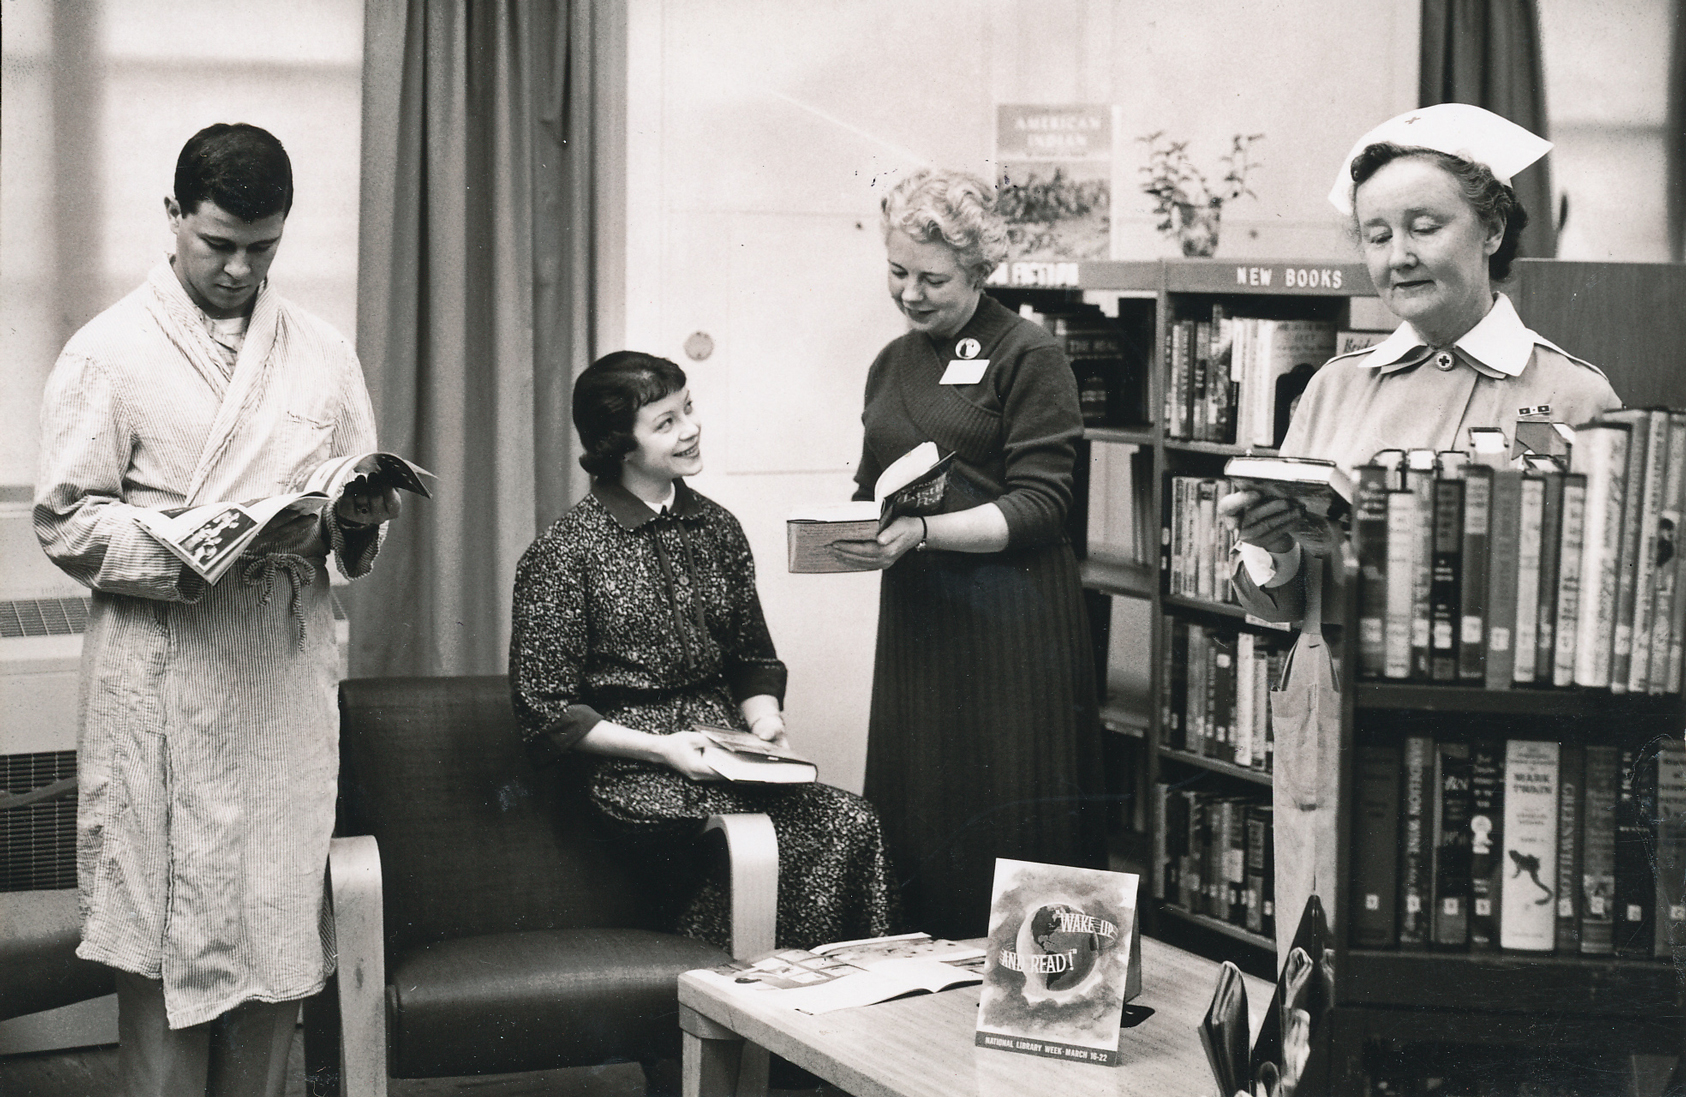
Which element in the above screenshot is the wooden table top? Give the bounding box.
[678,936,1272,1097]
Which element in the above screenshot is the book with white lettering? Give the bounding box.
[974,858,1141,1067]
[689,932,982,1015]
[132,451,433,585]
[786,442,953,573]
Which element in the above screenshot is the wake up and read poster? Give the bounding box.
[974,858,1141,1066]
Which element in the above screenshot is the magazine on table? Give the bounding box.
[132,451,433,585]
[689,932,984,1014]
[692,724,818,784]
[973,858,1142,1067]
[787,441,953,573]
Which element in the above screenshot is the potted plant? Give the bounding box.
[1138,132,1264,257]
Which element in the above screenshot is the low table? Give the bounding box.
[679,936,1270,1097]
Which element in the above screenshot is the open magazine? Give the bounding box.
[787,441,954,573]
[689,932,984,1014]
[132,451,433,585]
[693,724,818,784]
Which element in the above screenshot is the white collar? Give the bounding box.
[1359,293,1569,378]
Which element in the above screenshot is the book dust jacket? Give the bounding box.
[973,858,1141,1065]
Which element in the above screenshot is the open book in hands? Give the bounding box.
[694,724,818,784]
[132,451,434,584]
[786,441,954,573]
[1223,455,1352,556]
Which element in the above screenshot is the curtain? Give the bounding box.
[351,0,596,677]
[1420,0,1556,262]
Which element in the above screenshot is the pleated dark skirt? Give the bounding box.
[862,539,1105,939]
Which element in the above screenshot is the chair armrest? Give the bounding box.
[328,835,388,1097]
[701,813,778,959]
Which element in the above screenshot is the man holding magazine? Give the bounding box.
[33,123,399,1097]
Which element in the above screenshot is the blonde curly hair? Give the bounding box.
[880,168,1008,287]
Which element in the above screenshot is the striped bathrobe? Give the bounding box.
[34,262,382,1028]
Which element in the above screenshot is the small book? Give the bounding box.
[1570,422,1631,688]
[1580,744,1620,955]
[1398,735,1433,948]
[1551,473,1589,687]
[1353,465,1391,678]
[1613,745,1656,956]
[1199,961,1250,1097]
[694,932,982,1015]
[974,858,1142,1066]
[693,724,818,784]
[1651,739,1686,960]
[1456,464,1492,680]
[1467,739,1505,951]
[1222,455,1355,508]
[1431,740,1473,948]
[786,441,953,573]
[132,451,434,585]
[1483,469,1523,689]
[1428,472,1465,681]
[1555,744,1585,953]
[1351,743,1401,948]
[1498,739,1558,952]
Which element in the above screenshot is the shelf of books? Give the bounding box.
[991,258,1386,960]
[1324,401,1686,1087]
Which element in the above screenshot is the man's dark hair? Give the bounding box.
[174,123,294,222]
[574,351,688,479]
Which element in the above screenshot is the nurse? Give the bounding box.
[1219,104,1622,955]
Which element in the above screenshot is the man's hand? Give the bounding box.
[336,485,402,529]
[1217,490,1299,554]
[249,509,327,556]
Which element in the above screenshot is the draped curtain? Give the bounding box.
[1420,0,1557,261]
[350,0,596,677]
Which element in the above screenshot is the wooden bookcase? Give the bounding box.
[990,256,1382,964]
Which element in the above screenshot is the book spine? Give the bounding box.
[1169,476,1185,597]
[1352,742,1402,948]
[1555,743,1584,953]
[1226,796,1248,924]
[1384,491,1417,679]
[1152,781,1169,901]
[1176,320,1195,439]
[1552,474,1588,688]
[1610,413,1659,691]
[1179,791,1201,910]
[1534,472,1566,683]
[1168,618,1189,751]
[1211,631,1236,763]
[1196,479,1218,602]
[1467,739,1505,951]
[1429,476,1464,681]
[1259,803,1276,940]
[1612,745,1656,956]
[1203,795,1224,918]
[1409,459,1437,679]
[1355,466,1390,678]
[1498,739,1559,951]
[1245,802,1268,934]
[1162,324,1180,438]
[1187,625,1207,755]
[1398,735,1433,948]
[1649,414,1686,693]
[1431,740,1473,947]
[1191,320,1210,442]
[1572,424,1629,688]
[1580,744,1619,955]
[1234,632,1255,768]
[1625,412,1668,692]
[1510,474,1545,684]
[1457,465,1492,680]
[1484,469,1523,689]
[1652,740,1686,958]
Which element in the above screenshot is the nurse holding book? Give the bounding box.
[1219,105,1621,959]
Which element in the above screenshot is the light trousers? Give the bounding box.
[115,970,297,1097]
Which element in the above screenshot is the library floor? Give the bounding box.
[0,1040,839,1097]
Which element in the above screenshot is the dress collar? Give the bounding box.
[592,476,702,529]
[1359,293,1568,379]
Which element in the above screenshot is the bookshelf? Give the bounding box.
[992,257,1381,962]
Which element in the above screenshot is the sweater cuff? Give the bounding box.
[994,492,1064,548]
[728,663,788,706]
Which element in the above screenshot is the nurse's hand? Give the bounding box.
[1217,490,1300,553]
[828,516,925,570]
[659,731,723,781]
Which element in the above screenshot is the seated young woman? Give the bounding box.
[509,350,900,951]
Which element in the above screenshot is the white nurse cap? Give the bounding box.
[1327,103,1552,215]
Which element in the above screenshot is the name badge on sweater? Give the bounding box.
[940,358,989,385]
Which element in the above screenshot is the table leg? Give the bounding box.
[679,1005,769,1097]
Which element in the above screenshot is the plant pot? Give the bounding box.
[1175,202,1222,258]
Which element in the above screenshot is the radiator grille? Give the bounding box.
[0,597,90,638]
[1,750,78,891]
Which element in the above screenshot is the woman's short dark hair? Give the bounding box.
[1350,141,1531,281]
[174,123,294,222]
[574,351,688,479]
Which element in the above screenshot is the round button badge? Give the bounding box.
[955,337,981,360]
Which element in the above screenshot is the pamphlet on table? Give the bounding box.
[690,932,984,1014]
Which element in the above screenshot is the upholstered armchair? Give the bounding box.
[303,676,777,1096]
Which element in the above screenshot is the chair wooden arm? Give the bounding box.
[327,835,388,1097]
[701,813,778,959]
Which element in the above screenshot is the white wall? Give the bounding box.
[0,0,364,493]
[619,0,1419,792]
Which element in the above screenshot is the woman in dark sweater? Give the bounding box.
[509,351,898,950]
[832,169,1106,938]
